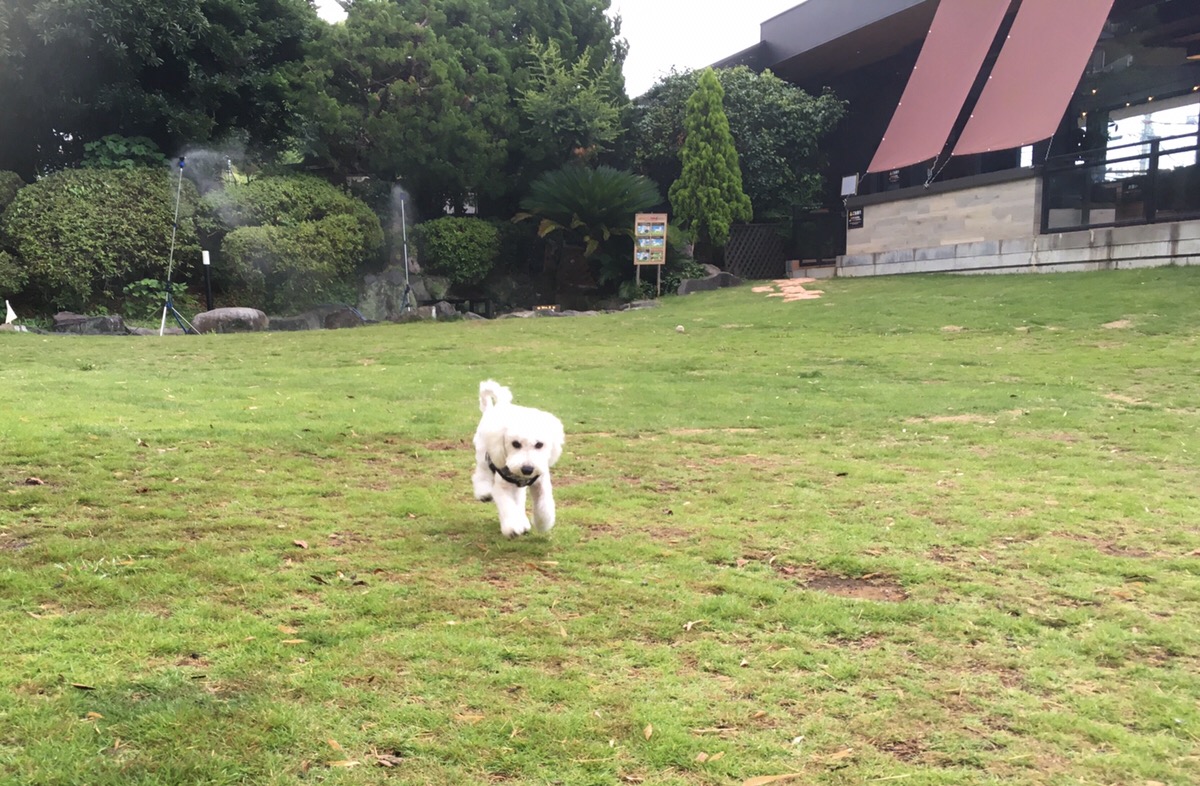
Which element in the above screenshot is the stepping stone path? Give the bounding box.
[751,278,824,302]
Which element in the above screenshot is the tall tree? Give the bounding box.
[299,0,627,217]
[634,66,845,220]
[299,0,514,219]
[518,38,626,165]
[0,0,319,179]
[668,68,752,252]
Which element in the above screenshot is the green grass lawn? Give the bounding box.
[2,267,1198,786]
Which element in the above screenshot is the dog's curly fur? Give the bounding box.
[472,380,565,537]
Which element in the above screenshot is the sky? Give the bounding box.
[312,0,802,97]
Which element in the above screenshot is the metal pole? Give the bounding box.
[400,197,415,312]
[160,157,185,336]
[401,199,411,284]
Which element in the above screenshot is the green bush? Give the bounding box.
[121,278,197,321]
[516,165,661,259]
[0,171,25,215]
[203,175,383,253]
[490,218,539,275]
[221,215,369,313]
[416,217,501,286]
[0,167,199,312]
[203,175,383,312]
[82,135,168,170]
[0,250,27,297]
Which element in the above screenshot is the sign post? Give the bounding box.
[634,213,668,297]
[201,250,213,312]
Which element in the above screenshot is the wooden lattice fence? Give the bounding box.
[725,223,786,280]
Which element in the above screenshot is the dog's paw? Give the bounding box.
[533,511,555,533]
[475,492,493,503]
[500,518,532,538]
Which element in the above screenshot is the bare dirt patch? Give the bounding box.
[646,526,691,543]
[874,738,926,762]
[799,569,908,602]
[1101,319,1132,329]
[1104,393,1146,405]
[831,634,884,650]
[1100,543,1153,558]
[668,427,762,436]
[1054,531,1155,559]
[328,531,374,549]
[175,653,211,668]
[941,325,964,333]
[907,414,992,424]
[424,440,470,451]
[0,536,32,551]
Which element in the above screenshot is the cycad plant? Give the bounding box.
[516,164,661,259]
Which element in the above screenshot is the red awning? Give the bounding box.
[867,0,1012,174]
[953,0,1115,156]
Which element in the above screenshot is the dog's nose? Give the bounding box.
[520,464,535,476]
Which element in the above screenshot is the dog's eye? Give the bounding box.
[535,442,544,449]
[511,440,521,449]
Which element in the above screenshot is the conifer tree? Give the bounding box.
[667,68,752,251]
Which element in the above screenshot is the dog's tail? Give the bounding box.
[479,379,513,413]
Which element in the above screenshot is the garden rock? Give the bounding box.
[677,271,743,295]
[192,307,268,334]
[53,312,127,335]
[270,304,365,331]
[621,300,662,311]
[414,301,456,320]
[358,266,452,321]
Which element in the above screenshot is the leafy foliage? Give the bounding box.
[202,175,384,313]
[82,135,168,170]
[0,0,319,179]
[0,170,24,214]
[299,0,512,219]
[299,0,627,218]
[668,69,753,250]
[415,217,502,286]
[0,250,26,296]
[516,164,660,258]
[220,216,366,313]
[121,278,194,320]
[635,66,845,220]
[203,175,383,249]
[0,167,199,312]
[519,38,626,163]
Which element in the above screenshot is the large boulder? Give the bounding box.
[53,312,127,335]
[389,300,459,323]
[358,266,451,322]
[677,271,744,296]
[269,304,365,331]
[192,307,268,334]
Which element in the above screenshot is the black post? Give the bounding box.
[202,249,214,311]
[1144,138,1160,225]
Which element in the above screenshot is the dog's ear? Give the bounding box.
[487,428,509,464]
[548,418,565,465]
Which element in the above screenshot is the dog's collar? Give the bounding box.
[487,455,540,487]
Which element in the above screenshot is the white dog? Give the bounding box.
[472,380,565,537]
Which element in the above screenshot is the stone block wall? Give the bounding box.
[846,174,1040,256]
[838,172,1200,277]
